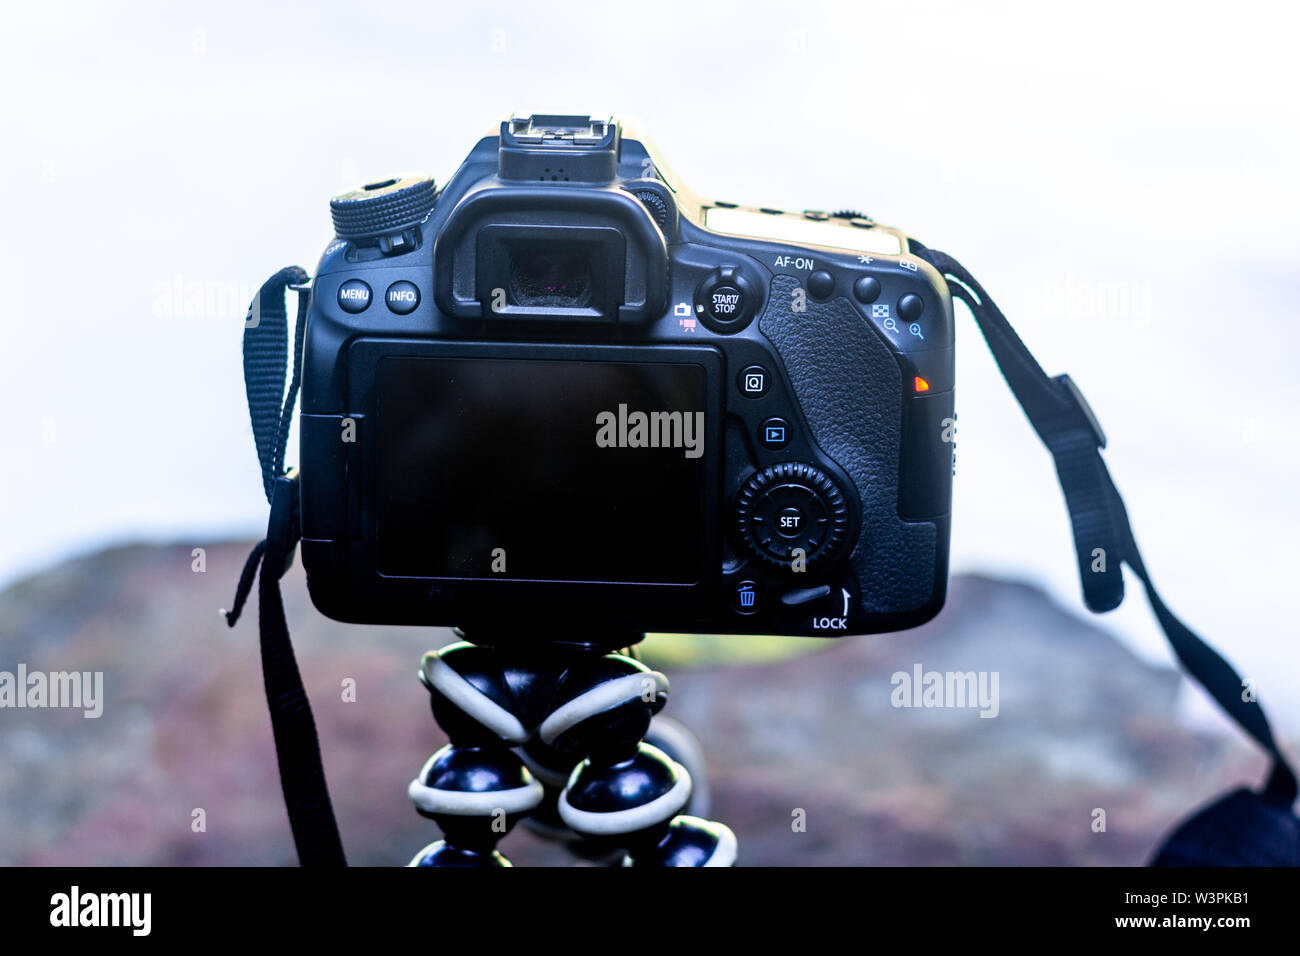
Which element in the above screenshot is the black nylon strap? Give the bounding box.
[226,268,347,866]
[244,266,310,504]
[917,244,1298,809]
[257,472,346,865]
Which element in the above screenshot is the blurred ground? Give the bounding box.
[0,541,1274,866]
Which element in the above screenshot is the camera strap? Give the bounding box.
[229,255,1296,866]
[917,244,1298,863]
[224,266,347,866]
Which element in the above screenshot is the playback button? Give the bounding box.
[759,416,791,449]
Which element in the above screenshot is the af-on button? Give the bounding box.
[806,270,835,300]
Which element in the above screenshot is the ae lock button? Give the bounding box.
[695,265,757,333]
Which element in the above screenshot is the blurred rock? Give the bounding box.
[0,541,1274,866]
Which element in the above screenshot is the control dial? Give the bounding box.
[330,174,437,242]
[734,462,851,572]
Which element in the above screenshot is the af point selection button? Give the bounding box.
[696,265,756,333]
[385,280,420,315]
[337,279,372,314]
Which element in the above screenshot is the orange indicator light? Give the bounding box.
[914,376,930,392]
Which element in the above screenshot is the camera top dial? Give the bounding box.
[329,174,437,244]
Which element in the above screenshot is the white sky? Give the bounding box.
[1,1,1297,728]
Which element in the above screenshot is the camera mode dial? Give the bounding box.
[734,462,851,573]
[330,174,437,242]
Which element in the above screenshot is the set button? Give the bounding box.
[775,506,805,537]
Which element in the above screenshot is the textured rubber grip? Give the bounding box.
[758,275,940,615]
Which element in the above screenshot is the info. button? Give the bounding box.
[385,280,420,315]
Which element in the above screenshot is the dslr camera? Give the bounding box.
[298,114,954,642]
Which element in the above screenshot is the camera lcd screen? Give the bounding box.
[375,355,708,583]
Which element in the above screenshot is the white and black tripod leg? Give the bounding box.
[542,653,737,867]
[406,642,543,867]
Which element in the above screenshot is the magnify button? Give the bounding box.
[909,322,924,340]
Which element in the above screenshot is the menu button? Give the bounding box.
[337,279,372,314]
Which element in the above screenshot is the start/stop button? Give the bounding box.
[695,265,756,333]
[707,284,743,320]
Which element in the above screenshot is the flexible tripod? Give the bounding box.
[406,632,736,867]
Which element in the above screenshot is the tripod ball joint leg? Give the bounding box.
[407,640,736,866]
[544,652,738,867]
[407,643,542,867]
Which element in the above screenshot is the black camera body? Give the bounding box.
[298,114,954,641]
